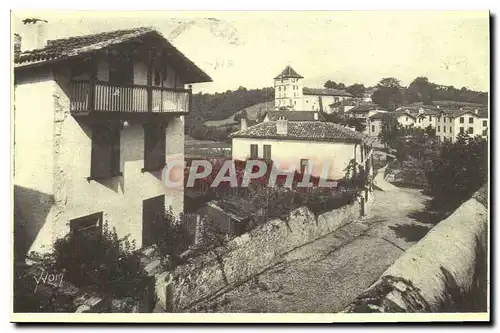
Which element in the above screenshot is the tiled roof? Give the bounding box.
[349,103,385,113]
[264,111,326,122]
[231,121,367,143]
[303,87,353,97]
[14,27,212,83]
[369,112,389,121]
[438,108,489,119]
[274,66,304,80]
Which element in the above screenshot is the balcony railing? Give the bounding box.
[70,80,191,114]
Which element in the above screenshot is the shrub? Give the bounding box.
[27,223,149,301]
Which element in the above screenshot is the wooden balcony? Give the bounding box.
[70,80,192,116]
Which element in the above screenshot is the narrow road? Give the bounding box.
[204,188,433,313]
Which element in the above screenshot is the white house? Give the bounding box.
[396,105,439,130]
[14,25,211,260]
[435,108,489,142]
[366,112,387,138]
[231,119,373,181]
[273,66,353,113]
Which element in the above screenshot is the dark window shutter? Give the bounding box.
[250,144,258,159]
[91,122,120,178]
[263,145,271,160]
[144,124,166,170]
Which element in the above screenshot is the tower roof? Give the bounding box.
[274,66,304,80]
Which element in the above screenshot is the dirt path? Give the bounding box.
[204,188,433,313]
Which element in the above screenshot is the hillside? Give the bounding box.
[190,87,274,122]
[204,101,274,127]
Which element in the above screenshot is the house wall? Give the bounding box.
[396,114,415,128]
[366,119,383,137]
[14,67,58,260]
[51,66,184,250]
[436,111,488,142]
[303,94,350,112]
[274,77,303,110]
[232,137,360,180]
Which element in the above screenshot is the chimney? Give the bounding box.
[14,33,21,58]
[19,19,48,51]
[313,112,319,120]
[240,117,247,130]
[276,116,288,135]
[474,108,479,115]
[437,105,440,109]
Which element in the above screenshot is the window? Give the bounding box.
[91,122,121,179]
[418,118,421,123]
[429,116,432,121]
[144,124,166,171]
[70,212,103,240]
[468,127,473,134]
[371,125,375,133]
[483,120,487,127]
[406,116,408,121]
[482,129,487,136]
[460,117,464,123]
[250,144,258,159]
[278,86,281,91]
[469,117,474,124]
[300,159,309,174]
[460,127,464,133]
[437,126,440,132]
[449,127,452,133]
[263,145,272,160]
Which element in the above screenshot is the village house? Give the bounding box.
[393,109,417,128]
[435,108,489,142]
[231,119,373,181]
[13,24,211,260]
[273,66,353,113]
[396,104,440,130]
[366,112,387,138]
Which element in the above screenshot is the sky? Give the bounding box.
[13,11,490,94]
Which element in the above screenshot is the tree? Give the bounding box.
[346,83,366,98]
[371,77,405,110]
[406,77,436,104]
[324,80,346,90]
[425,134,488,210]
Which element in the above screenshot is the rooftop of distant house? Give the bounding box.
[274,66,304,80]
[208,197,253,222]
[349,103,387,113]
[264,110,326,122]
[231,120,369,143]
[303,87,353,97]
[14,26,212,83]
[438,108,488,119]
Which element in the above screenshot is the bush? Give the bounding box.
[27,223,149,301]
[152,208,193,257]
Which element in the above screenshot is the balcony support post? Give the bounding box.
[188,84,193,113]
[88,57,97,112]
[147,51,153,112]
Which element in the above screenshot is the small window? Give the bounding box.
[468,127,473,134]
[91,122,121,179]
[460,117,464,123]
[460,127,464,133]
[371,125,375,133]
[429,115,432,121]
[469,117,474,124]
[300,159,309,174]
[263,145,272,160]
[449,127,452,133]
[483,120,487,127]
[278,86,281,91]
[250,144,258,159]
[406,116,408,121]
[482,129,487,136]
[144,124,166,171]
[437,126,440,132]
[154,69,161,86]
[70,212,103,240]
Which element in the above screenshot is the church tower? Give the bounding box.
[274,66,304,110]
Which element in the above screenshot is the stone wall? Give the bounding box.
[344,185,488,313]
[155,193,372,312]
